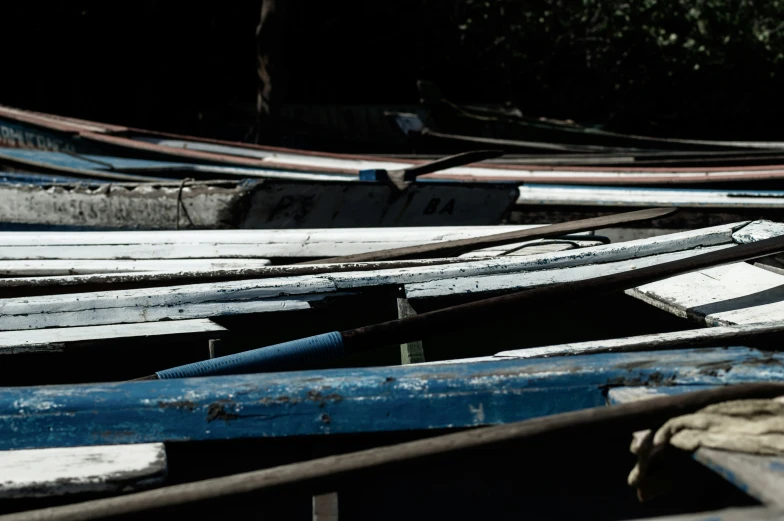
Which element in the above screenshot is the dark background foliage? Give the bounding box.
[2,0,782,142]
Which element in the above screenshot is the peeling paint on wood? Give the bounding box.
[0,222,758,330]
[0,347,780,450]
[0,259,271,277]
[0,319,225,355]
[0,225,546,260]
[491,323,784,360]
[628,262,784,325]
[0,443,166,498]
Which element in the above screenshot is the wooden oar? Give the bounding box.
[358,149,503,190]
[299,207,677,264]
[6,383,784,521]
[146,231,784,380]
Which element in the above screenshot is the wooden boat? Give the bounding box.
[8,105,784,186]
[0,175,518,231]
[6,148,784,234]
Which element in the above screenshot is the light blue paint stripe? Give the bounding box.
[156,332,345,379]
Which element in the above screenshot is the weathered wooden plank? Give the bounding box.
[695,449,784,508]
[0,240,599,293]
[628,262,784,325]
[0,222,753,330]
[404,220,782,300]
[0,259,271,277]
[0,225,545,260]
[733,221,784,244]
[0,294,315,331]
[607,386,712,405]
[517,184,784,209]
[405,244,732,300]
[0,443,166,498]
[0,319,226,355]
[339,222,744,292]
[492,323,784,360]
[0,347,779,450]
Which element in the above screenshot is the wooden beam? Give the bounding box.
[490,322,784,360]
[5,384,784,521]
[0,347,781,450]
[629,262,784,326]
[0,319,226,355]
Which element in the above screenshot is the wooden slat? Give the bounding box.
[492,322,784,360]
[0,319,226,355]
[0,346,778,450]
[0,223,745,330]
[628,262,784,325]
[0,226,544,260]
[0,222,757,331]
[0,443,166,498]
[619,221,784,325]
[397,298,424,364]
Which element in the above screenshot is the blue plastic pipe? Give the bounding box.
[156,332,345,379]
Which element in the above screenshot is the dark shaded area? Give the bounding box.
[0,426,757,520]
[2,1,783,151]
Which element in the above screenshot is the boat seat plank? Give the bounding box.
[0,319,226,355]
[0,443,166,498]
[628,262,784,325]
